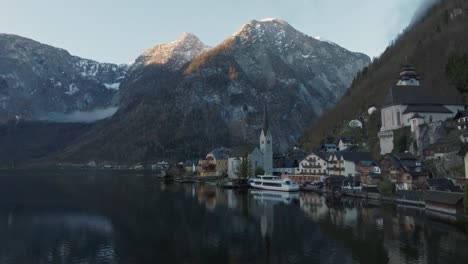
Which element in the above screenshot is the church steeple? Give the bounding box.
[262,104,269,134]
[259,103,273,175]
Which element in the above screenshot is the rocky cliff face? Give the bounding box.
[61,19,370,162]
[129,32,210,73]
[0,34,128,122]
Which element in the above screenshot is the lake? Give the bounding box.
[0,170,467,264]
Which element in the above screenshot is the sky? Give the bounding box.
[0,0,426,64]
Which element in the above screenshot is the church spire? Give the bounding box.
[262,104,269,134]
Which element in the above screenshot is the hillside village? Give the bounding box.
[156,65,468,215]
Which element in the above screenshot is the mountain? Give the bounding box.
[58,19,369,163]
[129,32,210,73]
[0,34,128,122]
[300,0,468,152]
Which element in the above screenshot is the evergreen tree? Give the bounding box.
[236,153,251,179]
[255,166,265,176]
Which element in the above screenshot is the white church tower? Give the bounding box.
[260,104,273,175]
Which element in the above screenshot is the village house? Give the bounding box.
[378,66,464,154]
[285,151,329,184]
[454,110,468,130]
[327,151,373,177]
[338,137,356,151]
[423,138,459,160]
[198,147,231,177]
[322,143,338,153]
[380,153,430,190]
[356,160,383,187]
[299,152,329,175]
[184,160,198,173]
[425,178,462,192]
[425,191,464,215]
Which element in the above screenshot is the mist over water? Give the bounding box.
[39,107,118,123]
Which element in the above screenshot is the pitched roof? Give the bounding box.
[393,152,417,161]
[339,136,356,144]
[402,105,453,114]
[315,152,330,162]
[425,191,464,205]
[408,113,424,120]
[384,85,463,107]
[338,152,373,162]
[208,147,231,160]
[454,110,468,119]
[426,178,454,187]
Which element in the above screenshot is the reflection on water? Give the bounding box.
[0,211,116,264]
[0,170,467,264]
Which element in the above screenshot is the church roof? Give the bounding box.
[384,85,463,107]
[408,113,424,119]
[402,105,453,114]
[454,110,468,119]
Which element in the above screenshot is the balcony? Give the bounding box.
[302,164,322,169]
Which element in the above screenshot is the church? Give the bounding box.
[378,66,464,154]
[227,105,273,178]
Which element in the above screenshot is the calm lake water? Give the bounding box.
[0,170,467,264]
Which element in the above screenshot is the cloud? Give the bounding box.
[410,0,441,26]
[39,107,118,123]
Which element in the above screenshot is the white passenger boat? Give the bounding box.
[248,175,300,192]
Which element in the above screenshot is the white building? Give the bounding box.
[259,105,273,175]
[327,152,373,177]
[298,152,329,175]
[378,66,464,154]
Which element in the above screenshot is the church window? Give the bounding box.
[396,110,401,126]
[267,140,270,144]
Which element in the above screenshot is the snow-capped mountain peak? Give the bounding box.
[131,32,210,71]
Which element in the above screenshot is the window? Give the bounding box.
[267,140,270,144]
[397,110,401,126]
[263,182,282,187]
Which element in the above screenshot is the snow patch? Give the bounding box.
[104,82,120,90]
[65,83,79,95]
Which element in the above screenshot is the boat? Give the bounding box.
[248,175,299,192]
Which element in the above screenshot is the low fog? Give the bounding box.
[40,107,118,123]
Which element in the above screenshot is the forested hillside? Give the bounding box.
[301,0,468,150]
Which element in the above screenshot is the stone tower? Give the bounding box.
[260,104,273,175]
